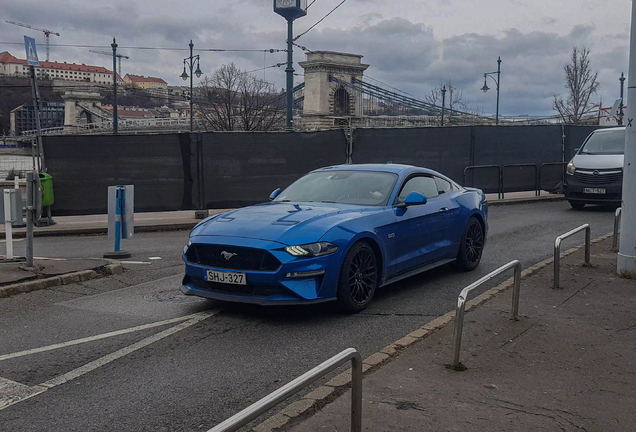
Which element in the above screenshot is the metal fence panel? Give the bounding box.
[463,165,501,194]
[201,131,347,209]
[44,133,187,215]
[473,125,564,166]
[502,164,538,194]
[352,126,473,183]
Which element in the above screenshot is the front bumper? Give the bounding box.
[564,174,622,205]
[181,236,342,305]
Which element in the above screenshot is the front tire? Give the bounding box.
[336,241,378,313]
[455,217,484,272]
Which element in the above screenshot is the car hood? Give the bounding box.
[192,202,382,245]
[572,154,624,170]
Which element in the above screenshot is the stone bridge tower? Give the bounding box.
[299,51,369,128]
[61,91,105,130]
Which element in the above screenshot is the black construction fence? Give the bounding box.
[43,124,604,215]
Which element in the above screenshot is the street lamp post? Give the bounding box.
[481,56,502,125]
[273,0,307,131]
[180,40,202,132]
[441,85,446,126]
[619,72,626,126]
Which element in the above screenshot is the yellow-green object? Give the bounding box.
[39,172,54,207]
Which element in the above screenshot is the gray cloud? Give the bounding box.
[0,1,628,116]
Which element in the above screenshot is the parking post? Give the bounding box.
[3,190,13,260]
[104,185,132,259]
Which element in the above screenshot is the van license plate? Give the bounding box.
[205,270,246,285]
[584,188,606,194]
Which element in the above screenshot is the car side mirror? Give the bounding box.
[269,188,281,201]
[404,191,427,206]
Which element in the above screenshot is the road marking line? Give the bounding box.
[0,377,46,410]
[0,313,204,361]
[0,309,220,411]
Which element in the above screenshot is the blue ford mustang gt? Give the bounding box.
[182,164,488,312]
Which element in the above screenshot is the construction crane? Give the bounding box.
[5,20,60,62]
[89,50,129,76]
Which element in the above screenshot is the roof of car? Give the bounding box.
[312,163,434,175]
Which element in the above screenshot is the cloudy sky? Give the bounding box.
[0,0,631,116]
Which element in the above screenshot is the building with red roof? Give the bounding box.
[0,51,123,85]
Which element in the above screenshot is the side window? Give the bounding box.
[435,177,453,195]
[396,176,439,203]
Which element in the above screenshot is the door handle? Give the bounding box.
[439,207,449,212]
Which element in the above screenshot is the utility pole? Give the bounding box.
[112,38,118,135]
[618,1,636,274]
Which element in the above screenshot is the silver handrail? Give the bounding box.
[207,348,363,432]
[451,260,522,369]
[554,224,591,289]
[613,207,622,252]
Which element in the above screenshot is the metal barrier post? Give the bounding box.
[613,207,622,251]
[208,348,363,432]
[451,260,522,369]
[3,190,13,260]
[553,224,591,289]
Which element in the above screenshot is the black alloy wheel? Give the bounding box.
[456,217,484,271]
[336,241,378,312]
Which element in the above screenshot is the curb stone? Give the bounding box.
[0,262,124,298]
[251,231,613,432]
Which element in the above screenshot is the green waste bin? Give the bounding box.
[39,173,54,207]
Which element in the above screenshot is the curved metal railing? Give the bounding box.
[207,348,363,432]
[554,224,591,289]
[451,260,522,368]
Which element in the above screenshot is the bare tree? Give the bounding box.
[424,80,468,123]
[553,47,600,124]
[196,63,285,131]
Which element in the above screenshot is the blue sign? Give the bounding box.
[24,36,39,66]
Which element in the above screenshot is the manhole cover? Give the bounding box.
[144,291,206,304]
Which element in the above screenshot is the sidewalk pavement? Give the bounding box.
[283,236,635,432]
[0,192,564,239]
[0,258,122,298]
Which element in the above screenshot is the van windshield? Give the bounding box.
[580,130,625,155]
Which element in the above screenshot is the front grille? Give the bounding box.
[186,244,281,271]
[190,277,289,297]
[574,170,622,185]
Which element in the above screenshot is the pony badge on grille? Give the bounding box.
[221,251,238,260]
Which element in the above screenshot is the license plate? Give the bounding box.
[205,270,246,285]
[584,188,606,194]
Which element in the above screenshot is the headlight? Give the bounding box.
[285,242,339,257]
[566,162,576,175]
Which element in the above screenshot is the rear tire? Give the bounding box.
[455,217,484,272]
[569,201,585,209]
[336,241,378,313]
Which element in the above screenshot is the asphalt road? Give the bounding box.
[0,201,618,432]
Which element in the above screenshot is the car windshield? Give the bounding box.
[274,170,398,206]
[580,130,625,155]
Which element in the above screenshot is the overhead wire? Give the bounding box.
[0,41,284,53]
[294,0,348,41]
